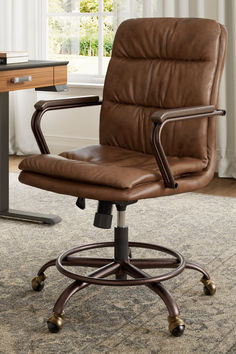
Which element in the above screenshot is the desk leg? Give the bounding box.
[0,92,9,211]
[0,92,61,225]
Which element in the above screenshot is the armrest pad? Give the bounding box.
[35,95,100,111]
[151,105,215,124]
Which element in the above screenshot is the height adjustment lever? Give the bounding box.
[76,198,86,210]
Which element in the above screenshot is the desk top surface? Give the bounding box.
[0,60,69,71]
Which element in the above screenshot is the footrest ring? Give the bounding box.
[56,242,186,286]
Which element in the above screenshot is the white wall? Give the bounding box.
[36,85,103,154]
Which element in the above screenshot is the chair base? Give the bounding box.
[31,239,216,336]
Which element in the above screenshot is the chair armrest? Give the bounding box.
[32,95,102,154]
[151,105,225,124]
[35,95,101,111]
[150,106,226,189]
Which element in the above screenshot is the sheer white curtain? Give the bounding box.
[0,0,42,154]
[115,0,236,178]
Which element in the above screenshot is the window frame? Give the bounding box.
[42,0,154,85]
[45,0,114,84]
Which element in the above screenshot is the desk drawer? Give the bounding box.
[54,65,67,85]
[0,67,53,92]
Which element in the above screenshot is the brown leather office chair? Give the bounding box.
[19,18,227,336]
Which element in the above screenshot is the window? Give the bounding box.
[47,0,114,83]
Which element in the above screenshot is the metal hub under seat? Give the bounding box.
[31,200,216,336]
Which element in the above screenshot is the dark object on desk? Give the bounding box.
[19,18,227,336]
[0,59,68,224]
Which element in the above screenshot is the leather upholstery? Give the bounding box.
[101,18,226,158]
[19,18,227,202]
[19,145,205,189]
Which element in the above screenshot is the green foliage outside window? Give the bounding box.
[48,0,113,57]
[80,0,113,12]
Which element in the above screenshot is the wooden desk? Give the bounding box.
[0,60,68,225]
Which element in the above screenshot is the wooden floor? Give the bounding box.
[9,155,26,173]
[10,155,236,198]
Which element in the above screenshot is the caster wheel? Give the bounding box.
[31,273,46,292]
[47,313,64,333]
[201,278,216,296]
[168,316,185,337]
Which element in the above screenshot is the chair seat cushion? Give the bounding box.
[19,145,206,190]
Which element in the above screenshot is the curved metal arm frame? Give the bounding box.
[150,108,226,189]
[31,99,102,154]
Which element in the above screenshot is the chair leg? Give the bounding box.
[130,259,216,296]
[31,259,57,291]
[115,266,127,280]
[185,260,210,279]
[31,256,114,291]
[47,262,120,333]
[47,280,86,333]
[123,262,185,337]
[185,261,216,295]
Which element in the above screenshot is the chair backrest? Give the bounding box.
[100,18,227,163]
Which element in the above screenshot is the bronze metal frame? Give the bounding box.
[34,233,214,336]
[150,108,226,188]
[29,102,223,334]
[36,241,186,321]
[31,96,102,154]
[55,242,186,286]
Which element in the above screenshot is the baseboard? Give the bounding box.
[44,135,99,154]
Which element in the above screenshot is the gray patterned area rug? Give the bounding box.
[0,173,235,354]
